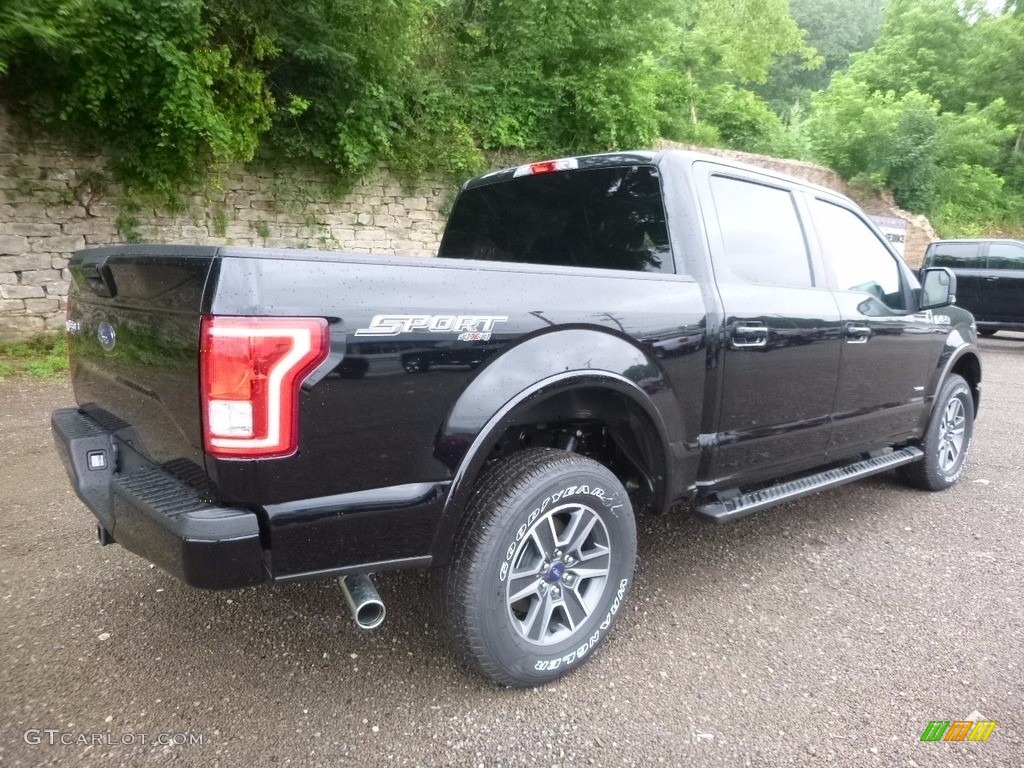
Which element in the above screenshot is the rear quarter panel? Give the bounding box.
[206,251,708,507]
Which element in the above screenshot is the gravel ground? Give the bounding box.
[1,334,1022,767]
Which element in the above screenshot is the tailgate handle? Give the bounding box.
[82,263,118,299]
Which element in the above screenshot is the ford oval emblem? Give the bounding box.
[97,322,116,351]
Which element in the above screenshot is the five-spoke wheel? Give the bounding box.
[439,448,636,687]
[505,502,611,646]
[898,373,975,491]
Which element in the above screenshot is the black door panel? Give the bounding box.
[696,165,842,485]
[714,286,842,482]
[809,199,945,457]
[982,241,1024,323]
[828,296,942,455]
[926,241,986,318]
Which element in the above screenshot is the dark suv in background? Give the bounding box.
[922,239,1024,336]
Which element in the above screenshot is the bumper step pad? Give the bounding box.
[111,469,267,589]
[52,407,267,589]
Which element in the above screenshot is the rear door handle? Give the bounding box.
[984,276,1000,281]
[732,323,768,348]
[844,323,871,343]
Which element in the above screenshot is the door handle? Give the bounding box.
[732,323,768,348]
[844,323,871,343]
[984,276,1000,281]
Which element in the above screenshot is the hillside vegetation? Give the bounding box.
[1,0,1021,235]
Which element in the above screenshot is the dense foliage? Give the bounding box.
[1,0,1022,234]
[805,0,1024,234]
[0,0,809,193]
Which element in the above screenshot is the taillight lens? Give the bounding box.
[200,316,329,459]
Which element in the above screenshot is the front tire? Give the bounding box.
[898,374,974,491]
[978,329,997,337]
[440,448,637,687]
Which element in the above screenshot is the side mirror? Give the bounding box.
[919,267,957,310]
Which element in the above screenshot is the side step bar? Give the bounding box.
[696,447,924,524]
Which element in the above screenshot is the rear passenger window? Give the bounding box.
[987,241,1024,270]
[710,176,812,288]
[811,199,906,312]
[930,243,981,269]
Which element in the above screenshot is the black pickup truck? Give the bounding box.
[52,150,981,687]
[921,238,1024,336]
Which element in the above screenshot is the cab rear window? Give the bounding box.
[929,243,982,268]
[440,166,673,274]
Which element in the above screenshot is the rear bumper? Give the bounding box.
[51,407,268,589]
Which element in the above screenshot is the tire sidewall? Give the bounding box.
[928,377,974,486]
[472,463,637,685]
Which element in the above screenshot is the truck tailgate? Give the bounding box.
[66,245,219,467]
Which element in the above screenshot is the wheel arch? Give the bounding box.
[431,370,674,565]
[936,345,981,416]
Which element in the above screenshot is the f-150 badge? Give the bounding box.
[355,314,508,341]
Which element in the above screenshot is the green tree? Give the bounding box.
[806,71,1023,234]
[847,0,975,112]
[5,0,272,196]
[217,0,480,179]
[659,0,815,151]
[0,0,74,74]
[441,0,675,153]
[806,75,940,211]
[757,0,884,114]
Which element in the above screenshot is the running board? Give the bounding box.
[696,447,924,524]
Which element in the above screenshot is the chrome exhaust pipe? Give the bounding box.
[339,574,386,630]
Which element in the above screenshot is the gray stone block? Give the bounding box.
[1,284,46,299]
[24,297,60,314]
[0,314,45,338]
[18,270,58,286]
[5,222,60,236]
[0,234,29,254]
[29,235,85,253]
[0,253,51,271]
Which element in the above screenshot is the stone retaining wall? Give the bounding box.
[0,106,449,338]
[1,105,937,340]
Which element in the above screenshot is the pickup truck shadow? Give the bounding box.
[96,468,925,696]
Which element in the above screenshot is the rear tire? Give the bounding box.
[898,374,974,491]
[439,448,637,687]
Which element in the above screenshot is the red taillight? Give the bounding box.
[200,316,329,459]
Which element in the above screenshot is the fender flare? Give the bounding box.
[430,329,681,562]
[930,335,981,416]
